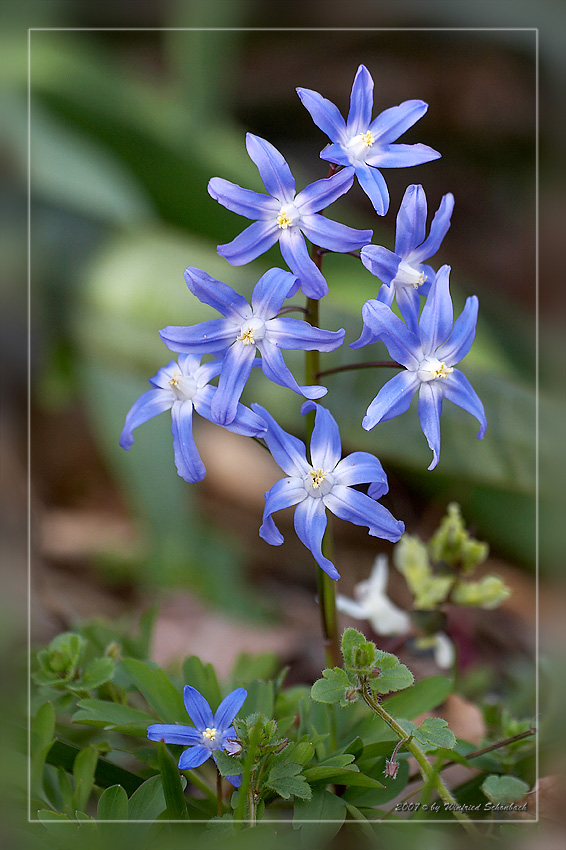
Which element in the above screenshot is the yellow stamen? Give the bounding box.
[237,327,255,345]
[169,371,180,388]
[360,130,375,146]
[277,211,293,229]
[202,727,217,741]
[432,363,453,379]
[309,468,327,488]
[412,272,427,289]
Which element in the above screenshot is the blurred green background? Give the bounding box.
[3,0,562,625]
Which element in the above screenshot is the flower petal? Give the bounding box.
[259,339,327,399]
[266,317,344,351]
[183,685,214,729]
[251,268,297,320]
[370,99,429,145]
[279,228,328,299]
[308,403,342,471]
[211,342,256,426]
[435,296,478,366]
[217,220,280,266]
[251,404,309,477]
[296,87,346,142]
[175,354,202,378]
[183,266,251,322]
[214,688,247,731]
[120,389,173,450]
[418,380,443,470]
[335,594,370,619]
[147,725,202,745]
[394,184,427,258]
[362,370,420,431]
[207,177,279,220]
[360,245,401,286]
[355,299,423,368]
[324,485,405,542]
[355,163,390,215]
[367,143,441,169]
[171,400,206,482]
[442,368,487,439]
[347,64,374,134]
[333,451,388,491]
[260,477,308,545]
[294,167,354,214]
[300,214,372,253]
[395,286,421,336]
[293,496,339,579]
[245,134,295,203]
[193,358,223,388]
[160,318,237,355]
[193,385,267,437]
[411,192,455,263]
[320,142,355,167]
[418,265,453,353]
[178,746,211,770]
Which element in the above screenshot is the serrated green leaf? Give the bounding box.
[414,717,457,750]
[481,774,530,805]
[158,740,187,820]
[310,668,351,704]
[77,657,115,690]
[73,698,156,736]
[266,762,312,801]
[127,775,166,821]
[97,784,128,820]
[383,675,453,719]
[71,744,98,812]
[371,662,414,694]
[119,658,186,723]
[214,750,244,778]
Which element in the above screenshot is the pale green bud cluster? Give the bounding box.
[451,575,511,609]
[429,502,489,574]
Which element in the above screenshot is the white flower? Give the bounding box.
[336,555,411,636]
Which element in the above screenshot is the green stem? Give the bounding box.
[305,294,340,670]
[216,768,223,817]
[315,360,402,379]
[360,680,480,836]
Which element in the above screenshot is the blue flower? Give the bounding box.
[252,401,405,580]
[119,353,266,482]
[160,267,345,426]
[208,133,372,299]
[148,686,247,787]
[297,64,441,215]
[360,184,454,333]
[351,265,486,470]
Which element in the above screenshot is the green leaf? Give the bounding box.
[343,759,410,807]
[414,717,457,750]
[302,753,356,782]
[97,784,128,820]
[481,774,530,805]
[71,744,98,812]
[127,775,167,821]
[310,668,351,704]
[119,658,186,723]
[370,662,414,694]
[36,809,77,837]
[42,738,143,794]
[341,628,368,666]
[230,652,279,684]
[158,740,187,819]
[293,788,346,845]
[265,763,312,801]
[31,702,55,800]
[73,698,156,736]
[214,750,244,778]
[76,657,115,690]
[241,680,274,718]
[383,675,453,719]
[279,741,314,766]
[182,656,222,712]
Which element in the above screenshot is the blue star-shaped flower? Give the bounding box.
[297,64,441,215]
[351,265,487,470]
[208,133,372,299]
[252,401,405,580]
[360,184,454,333]
[147,685,247,787]
[159,267,345,426]
[119,353,266,482]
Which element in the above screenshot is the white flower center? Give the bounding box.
[304,468,335,498]
[276,204,300,229]
[202,727,217,744]
[168,371,197,400]
[417,356,453,383]
[345,130,376,163]
[392,259,427,290]
[236,316,266,346]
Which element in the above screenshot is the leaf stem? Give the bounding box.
[315,360,402,379]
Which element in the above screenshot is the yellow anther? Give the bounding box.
[169,372,180,388]
[309,468,327,488]
[237,327,255,345]
[360,130,375,147]
[202,727,217,741]
[277,210,293,229]
[412,272,427,289]
[432,363,453,379]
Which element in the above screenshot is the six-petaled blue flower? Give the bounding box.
[351,265,487,470]
[253,401,405,579]
[119,353,266,481]
[159,266,345,426]
[360,184,454,333]
[147,685,247,787]
[297,64,441,215]
[208,133,372,298]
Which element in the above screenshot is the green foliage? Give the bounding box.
[265,762,312,801]
[481,774,530,805]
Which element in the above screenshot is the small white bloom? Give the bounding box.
[336,555,411,636]
[433,632,455,669]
